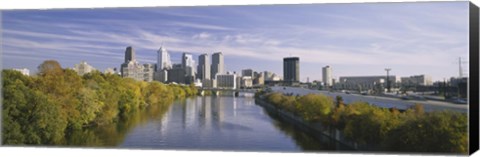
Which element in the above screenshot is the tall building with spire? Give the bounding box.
[157,46,172,71]
[211,52,225,79]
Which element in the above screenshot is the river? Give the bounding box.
[68,95,350,152]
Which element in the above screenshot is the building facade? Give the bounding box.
[322,65,332,87]
[211,52,225,79]
[182,53,196,78]
[240,76,253,88]
[216,73,237,89]
[157,46,172,71]
[73,61,96,76]
[242,69,254,78]
[197,53,210,80]
[400,75,433,86]
[283,57,300,83]
[143,63,155,82]
[337,75,398,92]
[167,63,186,84]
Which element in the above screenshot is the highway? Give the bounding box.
[270,86,468,113]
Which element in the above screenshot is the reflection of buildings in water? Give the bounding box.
[199,96,212,128]
[212,96,224,124]
[181,98,197,129]
[244,96,254,106]
[233,96,237,117]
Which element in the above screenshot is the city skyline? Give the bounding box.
[2,2,470,82]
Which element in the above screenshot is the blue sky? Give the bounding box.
[1,2,470,82]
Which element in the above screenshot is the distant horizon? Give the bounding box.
[2,2,470,82]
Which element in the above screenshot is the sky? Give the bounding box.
[1,2,470,82]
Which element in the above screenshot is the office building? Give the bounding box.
[216,73,237,89]
[400,75,433,86]
[120,46,151,81]
[197,53,211,80]
[157,46,172,71]
[253,72,265,86]
[168,64,186,84]
[143,63,155,82]
[283,57,300,83]
[12,68,30,76]
[338,75,398,91]
[242,69,254,78]
[182,53,196,77]
[73,61,96,76]
[322,65,332,87]
[241,76,253,88]
[125,46,135,63]
[211,52,225,79]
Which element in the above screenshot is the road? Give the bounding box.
[270,86,468,113]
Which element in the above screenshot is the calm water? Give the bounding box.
[69,95,346,152]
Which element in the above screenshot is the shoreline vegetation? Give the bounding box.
[2,60,197,145]
[254,90,468,154]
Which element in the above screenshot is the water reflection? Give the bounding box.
[66,95,348,152]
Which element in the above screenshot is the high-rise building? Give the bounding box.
[12,68,30,76]
[242,69,254,78]
[157,46,172,71]
[182,53,195,77]
[197,53,210,80]
[283,57,300,83]
[73,61,96,76]
[125,46,135,63]
[211,52,225,79]
[322,65,332,87]
[121,46,149,81]
[143,63,155,82]
[168,63,186,84]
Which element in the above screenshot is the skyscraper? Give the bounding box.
[182,53,195,77]
[125,46,135,63]
[242,69,254,78]
[197,53,210,80]
[120,46,148,81]
[322,65,332,87]
[283,57,299,83]
[157,46,172,71]
[211,52,225,79]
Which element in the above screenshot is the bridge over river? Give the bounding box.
[198,87,260,96]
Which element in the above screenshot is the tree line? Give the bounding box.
[256,91,468,154]
[2,60,197,145]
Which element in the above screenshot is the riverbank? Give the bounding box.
[254,91,468,154]
[255,96,363,151]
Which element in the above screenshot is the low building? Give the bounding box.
[121,61,145,81]
[12,68,30,76]
[73,61,96,76]
[104,68,115,74]
[401,75,433,86]
[216,74,237,89]
[337,75,398,92]
[241,76,253,88]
